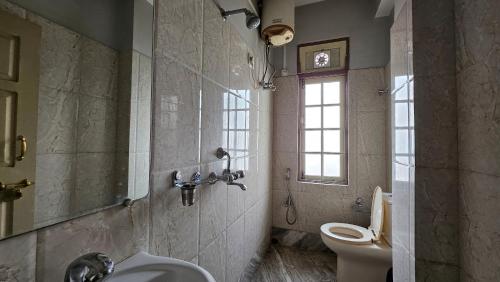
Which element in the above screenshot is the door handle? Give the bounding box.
[0,179,34,203]
[16,135,27,161]
[0,178,34,190]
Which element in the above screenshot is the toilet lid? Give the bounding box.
[368,186,384,241]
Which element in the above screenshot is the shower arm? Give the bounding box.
[221,8,251,20]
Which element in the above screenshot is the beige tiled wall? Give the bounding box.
[413,0,460,279]
[150,0,273,282]
[0,0,273,281]
[272,67,388,234]
[393,0,461,280]
[456,0,500,281]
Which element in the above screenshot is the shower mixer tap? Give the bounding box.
[214,147,247,190]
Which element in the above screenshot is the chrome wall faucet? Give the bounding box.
[65,253,114,282]
[214,148,247,190]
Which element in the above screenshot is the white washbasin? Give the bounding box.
[107,252,215,282]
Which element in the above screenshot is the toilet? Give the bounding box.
[320,187,392,282]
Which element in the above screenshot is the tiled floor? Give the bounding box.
[252,244,337,282]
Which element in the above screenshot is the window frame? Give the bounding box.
[298,74,349,185]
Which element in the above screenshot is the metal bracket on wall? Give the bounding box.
[378,89,390,96]
[172,171,218,206]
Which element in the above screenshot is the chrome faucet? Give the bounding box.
[212,148,247,191]
[65,253,114,282]
[228,182,247,191]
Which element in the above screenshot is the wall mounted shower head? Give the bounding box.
[245,12,261,29]
[221,8,261,29]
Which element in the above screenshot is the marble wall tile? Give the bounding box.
[36,199,149,282]
[36,87,78,153]
[243,156,259,210]
[257,199,273,254]
[272,151,299,192]
[136,97,152,153]
[357,155,387,199]
[26,12,81,92]
[457,67,500,176]
[459,172,500,281]
[201,79,228,163]
[412,0,456,77]
[403,0,461,280]
[115,52,134,155]
[0,232,36,282]
[456,0,500,280]
[202,0,230,86]
[273,113,298,153]
[244,203,261,264]
[227,182,246,227]
[414,74,457,169]
[74,153,116,212]
[414,167,458,265]
[298,192,351,233]
[349,68,387,112]
[229,28,251,95]
[152,56,201,172]
[390,3,408,92]
[248,103,259,157]
[392,235,411,282]
[199,161,227,250]
[257,153,272,199]
[415,259,459,282]
[392,162,411,269]
[406,0,413,80]
[80,38,118,100]
[273,76,299,115]
[34,154,75,226]
[134,152,150,198]
[138,54,153,102]
[358,111,386,156]
[155,0,202,71]
[150,168,200,261]
[199,232,226,282]
[77,95,117,153]
[226,216,246,282]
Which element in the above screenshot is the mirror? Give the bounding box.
[0,0,153,240]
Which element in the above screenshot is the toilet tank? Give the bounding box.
[382,193,392,246]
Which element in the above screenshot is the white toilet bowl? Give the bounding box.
[320,187,392,282]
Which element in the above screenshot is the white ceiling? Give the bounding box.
[294,0,325,7]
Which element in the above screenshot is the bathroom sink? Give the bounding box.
[106,252,215,282]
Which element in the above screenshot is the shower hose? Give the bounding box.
[285,171,297,225]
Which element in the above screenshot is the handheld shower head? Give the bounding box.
[221,8,261,30]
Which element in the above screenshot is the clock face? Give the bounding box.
[314,51,330,68]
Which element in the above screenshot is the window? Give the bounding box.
[299,75,347,184]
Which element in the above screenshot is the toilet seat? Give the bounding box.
[320,223,373,245]
[320,186,385,246]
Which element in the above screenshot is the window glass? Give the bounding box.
[324,82,340,104]
[305,83,321,105]
[305,107,321,128]
[300,75,347,184]
[323,106,340,128]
